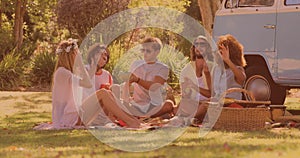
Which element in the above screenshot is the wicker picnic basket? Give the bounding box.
[212,88,270,132]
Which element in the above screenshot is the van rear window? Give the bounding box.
[225,0,274,8]
[285,0,300,5]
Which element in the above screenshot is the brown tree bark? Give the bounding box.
[14,0,27,49]
[197,0,221,35]
[0,0,2,28]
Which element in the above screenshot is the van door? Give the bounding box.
[276,0,300,80]
[213,0,277,52]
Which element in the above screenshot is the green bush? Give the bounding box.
[0,19,14,60]
[18,42,38,61]
[0,53,25,90]
[29,52,57,87]
[158,46,189,90]
[105,41,127,73]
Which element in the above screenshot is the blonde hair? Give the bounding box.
[55,39,79,73]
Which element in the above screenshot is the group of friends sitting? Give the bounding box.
[34,34,247,130]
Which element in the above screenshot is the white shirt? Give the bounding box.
[130,60,169,112]
[225,66,246,100]
[197,76,208,100]
[180,61,210,101]
[83,66,113,99]
[95,69,113,89]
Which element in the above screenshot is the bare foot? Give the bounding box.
[126,118,143,128]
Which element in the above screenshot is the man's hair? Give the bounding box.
[141,37,162,51]
[190,35,213,61]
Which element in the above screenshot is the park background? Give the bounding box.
[1,0,300,157]
[0,0,218,92]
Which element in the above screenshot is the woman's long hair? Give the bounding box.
[217,34,247,68]
[86,44,110,69]
[54,39,79,73]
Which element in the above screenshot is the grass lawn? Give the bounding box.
[285,98,300,110]
[1,91,300,158]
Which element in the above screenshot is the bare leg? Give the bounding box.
[168,99,208,124]
[150,100,174,118]
[194,103,207,122]
[75,117,83,126]
[95,89,141,128]
[80,89,141,128]
[174,99,198,117]
[101,106,118,123]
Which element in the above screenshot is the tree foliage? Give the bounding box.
[121,0,191,51]
[56,0,130,40]
[0,0,225,91]
[128,0,190,11]
[0,0,59,58]
[0,0,63,90]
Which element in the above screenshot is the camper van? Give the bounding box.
[213,0,300,104]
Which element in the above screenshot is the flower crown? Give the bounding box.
[56,39,78,55]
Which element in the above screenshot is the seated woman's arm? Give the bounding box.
[77,56,92,88]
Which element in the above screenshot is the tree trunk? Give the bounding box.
[14,0,27,49]
[0,0,2,28]
[197,0,221,35]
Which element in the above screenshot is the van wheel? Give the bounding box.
[244,66,286,105]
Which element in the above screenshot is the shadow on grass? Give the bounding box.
[0,111,185,153]
[13,102,38,110]
[0,95,18,101]
[2,111,300,157]
[239,129,300,139]
[162,141,300,158]
[177,127,300,146]
[0,111,187,152]
[168,129,300,158]
[0,111,99,149]
[22,93,52,105]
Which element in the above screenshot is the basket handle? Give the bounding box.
[222,88,256,101]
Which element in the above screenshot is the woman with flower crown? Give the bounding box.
[34,39,142,130]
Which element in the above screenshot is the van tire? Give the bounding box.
[244,66,286,105]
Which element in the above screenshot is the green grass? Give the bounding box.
[285,97,300,110]
[1,92,300,158]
